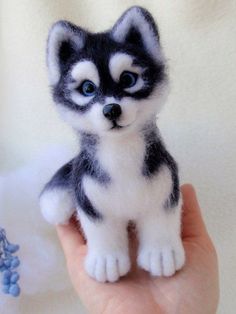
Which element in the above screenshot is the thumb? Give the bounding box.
[56,217,85,262]
[181,184,208,239]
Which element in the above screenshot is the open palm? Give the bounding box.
[56,185,219,314]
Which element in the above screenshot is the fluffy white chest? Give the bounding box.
[82,134,172,220]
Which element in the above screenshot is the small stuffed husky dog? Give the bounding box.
[40,6,185,282]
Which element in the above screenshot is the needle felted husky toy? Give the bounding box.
[40,6,185,282]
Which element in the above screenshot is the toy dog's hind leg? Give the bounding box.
[40,160,75,225]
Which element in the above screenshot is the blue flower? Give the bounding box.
[0,228,21,297]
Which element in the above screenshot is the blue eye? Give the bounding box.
[79,80,97,96]
[120,71,138,88]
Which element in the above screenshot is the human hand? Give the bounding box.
[56,184,219,314]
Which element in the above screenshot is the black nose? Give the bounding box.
[103,103,122,121]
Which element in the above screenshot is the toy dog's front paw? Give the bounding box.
[40,188,75,225]
[85,251,131,282]
[137,240,185,277]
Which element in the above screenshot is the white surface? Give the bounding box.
[0,0,236,313]
[0,147,84,314]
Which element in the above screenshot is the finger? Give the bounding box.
[181,184,208,238]
[127,222,139,267]
[56,217,85,260]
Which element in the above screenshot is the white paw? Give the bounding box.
[137,240,185,277]
[40,188,75,225]
[85,251,131,282]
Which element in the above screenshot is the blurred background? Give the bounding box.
[0,0,236,313]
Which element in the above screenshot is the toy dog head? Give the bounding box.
[47,6,168,136]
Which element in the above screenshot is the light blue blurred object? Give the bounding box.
[0,228,20,297]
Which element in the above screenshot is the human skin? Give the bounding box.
[56,184,219,314]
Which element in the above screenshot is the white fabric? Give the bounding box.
[0,146,84,313]
[0,1,236,313]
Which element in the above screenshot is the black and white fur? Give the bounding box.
[40,6,185,282]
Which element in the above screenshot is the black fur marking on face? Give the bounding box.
[142,124,180,209]
[53,74,95,113]
[71,133,111,220]
[59,41,76,70]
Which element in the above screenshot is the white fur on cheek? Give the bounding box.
[118,97,138,127]
[40,188,75,225]
[57,103,111,133]
[128,82,169,130]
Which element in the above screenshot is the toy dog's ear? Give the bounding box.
[111,6,162,61]
[47,21,85,85]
